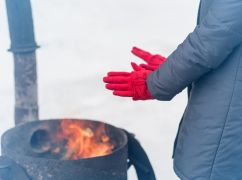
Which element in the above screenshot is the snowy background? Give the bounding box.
[0,0,199,179]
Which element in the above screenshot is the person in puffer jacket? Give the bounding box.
[103,0,242,179]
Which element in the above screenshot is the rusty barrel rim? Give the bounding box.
[1,118,128,162]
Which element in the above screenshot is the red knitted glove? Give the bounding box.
[103,63,153,100]
[131,47,166,71]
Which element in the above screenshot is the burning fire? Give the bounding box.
[53,120,115,160]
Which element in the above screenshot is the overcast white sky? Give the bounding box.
[0,0,200,179]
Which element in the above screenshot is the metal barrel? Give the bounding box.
[1,119,129,180]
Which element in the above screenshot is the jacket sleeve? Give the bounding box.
[147,0,242,101]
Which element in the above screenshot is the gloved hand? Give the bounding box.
[103,63,153,100]
[131,47,166,71]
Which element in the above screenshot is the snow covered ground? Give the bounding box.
[0,0,199,179]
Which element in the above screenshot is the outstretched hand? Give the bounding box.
[103,63,153,101]
[131,47,166,71]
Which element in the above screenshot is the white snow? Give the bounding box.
[0,0,199,179]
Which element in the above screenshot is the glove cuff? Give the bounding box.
[131,71,154,101]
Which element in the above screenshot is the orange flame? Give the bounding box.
[56,120,114,160]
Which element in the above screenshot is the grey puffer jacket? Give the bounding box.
[147,0,242,179]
